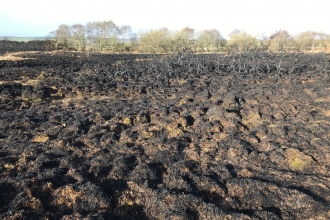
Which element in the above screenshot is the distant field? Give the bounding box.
[0,36,47,42]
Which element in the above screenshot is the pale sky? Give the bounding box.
[1,0,329,38]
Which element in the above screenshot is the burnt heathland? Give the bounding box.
[0,51,330,219]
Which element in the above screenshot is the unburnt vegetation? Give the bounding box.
[46,21,330,53]
[0,50,330,219]
[2,22,330,57]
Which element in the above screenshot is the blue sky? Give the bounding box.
[1,0,329,38]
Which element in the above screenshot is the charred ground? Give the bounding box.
[0,51,330,219]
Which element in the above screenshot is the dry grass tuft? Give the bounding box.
[0,52,31,61]
[52,186,85,208]
[123,117,132,126]
[177,78,186,85]
[4,163,15,169]
[284,148,313,171]
[322,110,330,117]
[32,134,49,143]
[242,111,263,129]
[176,98,188,106]
[166,123,184,138]
[141,130,154,139]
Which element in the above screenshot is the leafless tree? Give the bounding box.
[139,28,171,54]
[49,24,71,50]
[119,25,133,51]
[119,25,132,42]
[256,32,272,51]
[269,30,291,52]
[86,20,119,51]
[197,29,226,52]
[227,30,258,52]
[70,24,86,51]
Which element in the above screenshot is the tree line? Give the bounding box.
[48,20,330,54]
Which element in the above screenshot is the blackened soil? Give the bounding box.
[0,51,330,219]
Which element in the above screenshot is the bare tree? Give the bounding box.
[316,32,330,51]
[227,30,258,52]
[119,25,132,42]
[50,24,71,50]
[119,25,133,51]
[128,33,139,52]
[197,29,226,52]
[178,27,195,40]
[70,24,86,51]
[269,30,291,52]
[139,28,171,54]
[293,31,330,52]
[255,32,272,51]
[86,21,119,51]
[168,27,196,54]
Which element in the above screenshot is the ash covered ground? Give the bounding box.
[0,51,330,219]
